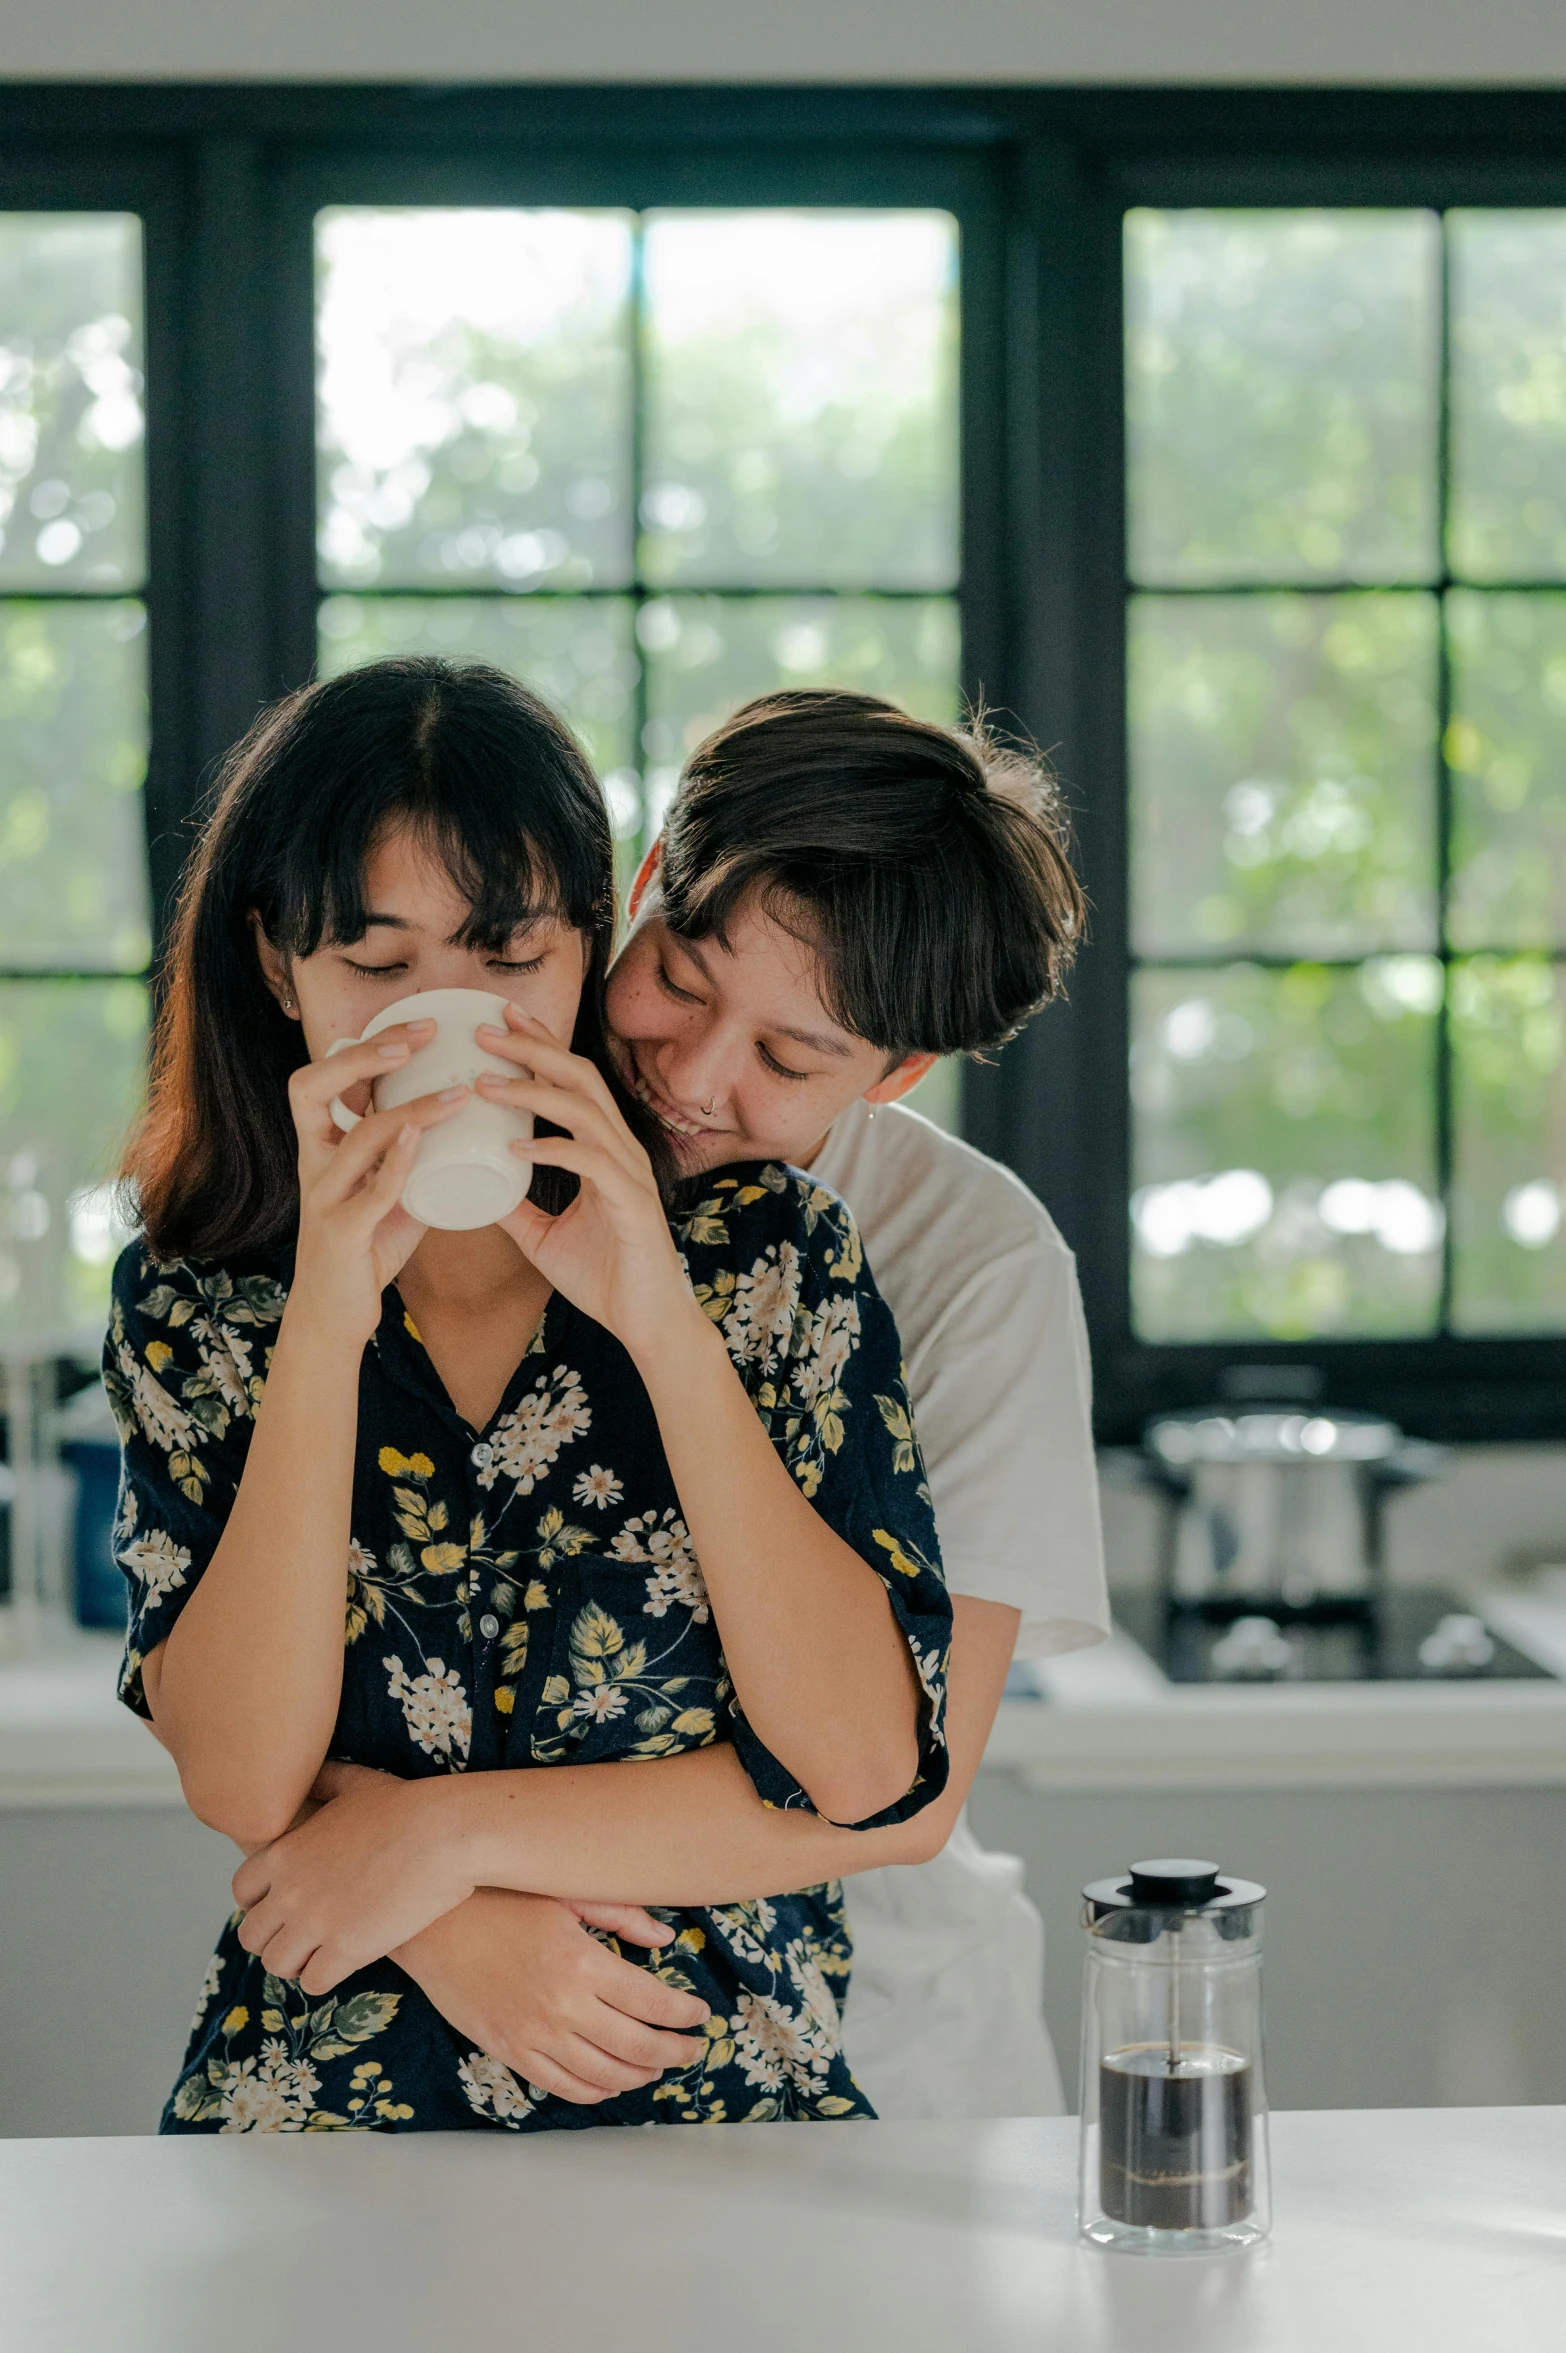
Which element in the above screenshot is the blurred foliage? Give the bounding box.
[0,600,149,970]
[1447,591,1566,949]
[638,594,959,827]
[315,208,959,603]
[896,1057,963,1136]
[1449,212,1566,583]
[1131,207,1566,1338]
[318,592,638,782]
[1130,591,1438,958]
[1126,209,1440,588]
[0,214,149,1348]
[316,210,635,592]
[640,212,958,591]
[0,980,147,1348]
[315,206,966,1087]
[1451,957,1566,1332]
[0,215,144,594]
[1131,962,1443,1341]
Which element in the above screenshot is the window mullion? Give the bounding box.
[1436,209,1457,1337]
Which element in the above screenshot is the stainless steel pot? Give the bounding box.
[1142,1410,1446,1610]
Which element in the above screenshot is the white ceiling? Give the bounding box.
[3,0,1565,85]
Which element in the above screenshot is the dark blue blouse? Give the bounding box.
[106,1163,951,2134]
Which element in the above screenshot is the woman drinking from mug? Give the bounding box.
[108,658,949,2132]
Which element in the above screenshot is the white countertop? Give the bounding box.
[0,1634,178,1807]
[984,1592,1566,1792]
[7,1592,1566,1804]
[0,2107,1560,2351]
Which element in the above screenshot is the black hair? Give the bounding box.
[128,656,668,1260]
[657,689,1084,1059]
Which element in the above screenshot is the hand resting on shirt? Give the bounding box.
[230,1759,711,2105]
[394,1891,712,2106]
[229,1598,1020,2103]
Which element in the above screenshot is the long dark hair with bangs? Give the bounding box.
[128,656,664,1263]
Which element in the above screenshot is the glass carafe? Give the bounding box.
[1078,1858,1269,2254]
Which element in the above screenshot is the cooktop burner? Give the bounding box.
[1111,1585,1554,1685]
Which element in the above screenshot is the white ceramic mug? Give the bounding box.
[327,988,533,1231]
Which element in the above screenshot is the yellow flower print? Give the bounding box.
[378,1446,435,1479]
[871,1528,936,1580]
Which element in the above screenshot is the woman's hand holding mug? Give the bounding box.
[479,1005,703,1366]
[287,1010,479,1346]
[327,989,535,1231]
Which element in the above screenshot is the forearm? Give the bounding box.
[154,1305,362,1842]
[632,1301,920,1824]
[450,1744,926,1907]
[444,1596,1016,1909]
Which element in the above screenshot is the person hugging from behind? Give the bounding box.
[325,687,1109,2122]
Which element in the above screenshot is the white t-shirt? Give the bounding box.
[809,1098,1110,2119]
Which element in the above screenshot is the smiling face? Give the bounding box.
[254,821,590,1071]
[604,879,933,1177]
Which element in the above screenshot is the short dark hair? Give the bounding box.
[656,690,1084,1058]
[127,656,665,1261]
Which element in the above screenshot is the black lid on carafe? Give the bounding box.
[1083,1857,1266,1941]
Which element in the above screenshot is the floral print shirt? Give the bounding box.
[106,1163,951,2136]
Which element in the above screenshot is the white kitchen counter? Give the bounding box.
[983,1589,1566,1793]
[7,1594,1566,1803]
[0,1634,178,1806]
[0,2107,1560,2351]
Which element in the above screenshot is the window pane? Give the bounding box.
[1451,957,1566,1332]
[639,594,960,827]
[0,215,144,594]
[0,600,149,971]
[1130,591,1438,958]
[1449,212,1566,584]
[1126,210,1440,588]
[317,593,638,790]
[1447,590,1566,949]
[899,1057,963,1136]
[1131,961,1443,1341]
[316,209,634,592]
[0,979,147,1345]
[640,212,959,591]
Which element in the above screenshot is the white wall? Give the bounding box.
[3,0,1565,86]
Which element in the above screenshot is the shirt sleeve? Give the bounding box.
[101,1244,284,1718]
[908,1238,1110,1659]
[677,1164,952,1832]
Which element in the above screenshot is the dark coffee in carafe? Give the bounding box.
[1100,2044,1252,2230]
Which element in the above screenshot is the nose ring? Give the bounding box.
[701,1098,717,1118]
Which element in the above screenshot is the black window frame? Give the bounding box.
[3,84,1565,1444]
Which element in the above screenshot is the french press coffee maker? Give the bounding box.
[1078,1858,1270,2254]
